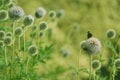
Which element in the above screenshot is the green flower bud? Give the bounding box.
[14,27,23,37]
[8,6,24,20]
[49,10,56,18]
[3,0,11,5]
[92,60,101,70]
[0,10,8,21]
[56,9,64,18]
[23,15,34,26]
[0,31,5,40]
[38,31,44,37]
[0,40,4,47]
[106,29,116,39]
[114,59,120,69]
[4,36,13,46]
[28,45,38,56]
[5,32,12,37]
[39,21,48,31]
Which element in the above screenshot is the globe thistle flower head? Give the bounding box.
[23,15,34,26]
[49,10,56,18]
[106,29,116,39]
[35,7,46,18]
[8,2,15,8]
[0,10,8,21]
[39,21,48,31]
[5,32,12,37]
[0,30,5,40]
[28,45,38,56]
[114,59,120,69]
[4,36,13,46]
[8,6,24,20]
[80,37,102,54]
[0,40,4,47]
[92,60,101,70]
[56,9,65,18]
[14,27,23,37]
[31,25,38,31]
[38,31,44,37]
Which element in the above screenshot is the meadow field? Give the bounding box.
[0,0,120,80]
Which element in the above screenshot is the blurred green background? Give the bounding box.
[16,0,120,80]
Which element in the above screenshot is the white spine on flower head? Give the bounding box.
[35,7,46,18]
[80,37,102,54]
[8,6,24,20]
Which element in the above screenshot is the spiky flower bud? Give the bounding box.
[8,6,24,20]
[92,60,101,70]
[49,10,56,18]
[0,31,5,40]
[56,9,64,18]
[31,25,38,31]
[8,2,15,8]
[60,48,71,57]
[23,15,34,26]
[5,32,12,37]
[106,29,116,39]
[0,10,8,21]
[39,21,48,31]
[35,7,46,18]
[14,27,23,37]
[0,40,4,47]
[114,59,120,69]
[28,45,38,56]
[4,36,13,46]
[80,37,102,54]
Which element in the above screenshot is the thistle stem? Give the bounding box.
[26,56,30,74]
[89,55,92,80]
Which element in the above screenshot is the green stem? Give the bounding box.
[89,55,92,80]
[4,46,8,65]
[24,28,26,52]
[112,66,116,80]
[26,56,30,74]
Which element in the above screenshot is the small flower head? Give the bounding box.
[39,21,48,31]
[56,9,64,18]
[0,40,4,47]
[60,48,71,57]
[0,30,5,40]
[31,25,38,31]
[4,36,13,46]
[38,31,44,37]
[114,59,120,69]
[14,27,23,37]
[8,2,15,8]
[35,7,46,18]
[8,6,24,20]
[106,29,116,39]
[92,60,101,70]
[28,45,38,56]
[80,37,102,54]
[49,10,56,18]
[0,10,8,21]
[5,32,12,37]
[23,15,34,26]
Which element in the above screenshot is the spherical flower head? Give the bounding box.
[8,2,15,8]
[28,45,38,56]
[8,6,24,20]
[4,36,13,46]
[81,37,102,54]
[92,60,101,70]
[56,9,65,18]
[106,29,116,39]
[39,21,48,31]
[5,32,12,37]
[38,31,44,37]
[35,7,46,18]
[49,10,56,18]
[0,10,8,21]
[114,59,120,69]
[0,40,4,47]
[0,31,5,40]
[23,15,34,26]
[31,25,38,31]
[14,27,23,37]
